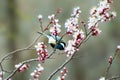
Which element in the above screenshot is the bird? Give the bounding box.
[37,32,66,50]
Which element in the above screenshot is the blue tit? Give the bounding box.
[38,32,66,50]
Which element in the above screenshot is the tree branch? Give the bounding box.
[47,53,75,80]
[5,58,38,80]
[105,50,120,79]
[0,35,40,64]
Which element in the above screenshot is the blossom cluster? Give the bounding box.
[64,7,85,57]
[15,63,30,72]
[30,64,44,80]
[65,7,81,35]
[88,0,116,36]
[34,42,48,63]
[65,30,84,57]
[60,67,68,80]
[56,67,68,80]
[48,14,61,36]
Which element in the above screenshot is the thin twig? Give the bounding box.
[108,75,120,80]
[43,9,60,31]
[47,52,75,80]
[105,51,119,79]
[5,58,38,80]
[39,19,43,32]
[0,35,40,64]
[80,20,87,37]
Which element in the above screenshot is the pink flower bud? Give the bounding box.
[38,14,42,20]
[57,8,62,13]
[15,64,30,72]
[108,56,113,64]
[30,64,44,79]
[35,42,48,63]
[59,67,68,80]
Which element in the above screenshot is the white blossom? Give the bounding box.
[38,14,42,20]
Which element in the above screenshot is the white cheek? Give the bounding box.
[60,43,65,48]
[48,37,56,43]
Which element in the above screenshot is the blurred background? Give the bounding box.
[0,0,120,80]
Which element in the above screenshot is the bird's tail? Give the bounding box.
[37,32,50,38]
